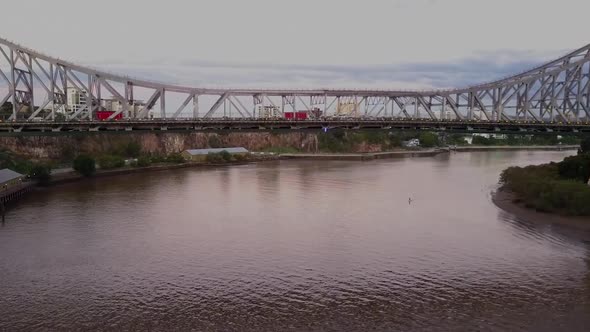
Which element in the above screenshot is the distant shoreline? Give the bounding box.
[492,188,590,231]
[454,145,579,152]
[46,145,580,184]
[279,145,579,161]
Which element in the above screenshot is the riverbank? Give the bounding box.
[20,144,584,192]
[492,188,590,231]
[279,149,445,161]
[47,157,280,186]
[278,145,579,161]
[455,145,579,152]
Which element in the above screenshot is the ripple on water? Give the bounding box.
[0,151,589,331]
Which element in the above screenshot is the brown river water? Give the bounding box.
[0,151,589,331]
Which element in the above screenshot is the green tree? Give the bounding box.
[558,154,590,183]
[73,155,96,177]
[418,132,440,148]
[29,164,52,185]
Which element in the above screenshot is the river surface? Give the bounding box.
[1,151,589,331]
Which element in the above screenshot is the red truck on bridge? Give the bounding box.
[284,111,309,120]
[95,111,122,121]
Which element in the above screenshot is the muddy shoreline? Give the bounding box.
[492,188,590,232]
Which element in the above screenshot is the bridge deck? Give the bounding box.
[1,119,589,134]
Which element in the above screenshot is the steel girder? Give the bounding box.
[0,36,589,123]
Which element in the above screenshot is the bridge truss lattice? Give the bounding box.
[0,37,590,124]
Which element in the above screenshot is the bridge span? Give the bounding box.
[1,119,589,134]
[0,37,590,130]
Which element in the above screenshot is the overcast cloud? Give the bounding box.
[2,0,588,90]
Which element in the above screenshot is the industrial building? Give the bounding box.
[0,169,24,190]
[182,147,249,162]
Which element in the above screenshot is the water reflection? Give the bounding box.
[0,150,588,331]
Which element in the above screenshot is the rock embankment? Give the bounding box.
[0,132,319,161]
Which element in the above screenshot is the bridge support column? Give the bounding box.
[193,95,199,119]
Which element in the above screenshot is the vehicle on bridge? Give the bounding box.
[96,111,123,121]
[284,111,309,120]
[284,109,323,120]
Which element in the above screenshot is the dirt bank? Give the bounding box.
[492,188,590,231]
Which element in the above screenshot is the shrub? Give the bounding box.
[149,154,166,163]
[447,134,468,146]
[388,134,403,148]
[125,142,142,158]
[318,131,353,152]
[364,131,389,145]
[205,152,225,163]
[29,164,52,185]
[73,155,96,177]
[472,135,496,146]
[418,132,440,148]
[97,155,125,170]
[219,150,233,162]
[557,154,590,183]
[500,158,590,216]
[135,156,151,167]
[165,153,185,164]
[234,153,250,162]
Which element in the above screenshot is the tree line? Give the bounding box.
[500,137,590,216]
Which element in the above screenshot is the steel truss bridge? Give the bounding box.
[0,37,590,133]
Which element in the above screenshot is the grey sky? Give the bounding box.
[3,0,590,89]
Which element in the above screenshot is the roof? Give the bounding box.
[0,169,24,184]
[184,147,249,156]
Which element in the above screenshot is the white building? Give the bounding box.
[256,105,281,118]
[66,88,87,113]
[66,89,147,118]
